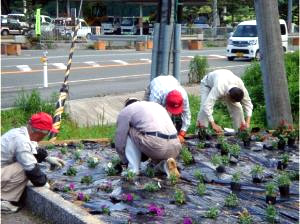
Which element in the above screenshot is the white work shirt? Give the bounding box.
[200,69,253,122]
[149,75,191,132]
[1,127,38,171]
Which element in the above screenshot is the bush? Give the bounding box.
[188,55,208,83]
[242,51,299,126]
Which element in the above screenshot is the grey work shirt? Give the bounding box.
[1,127,38,171]
[115,101,180,163]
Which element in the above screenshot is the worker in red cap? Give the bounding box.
[1,112,65,213]
[144,75,191,143]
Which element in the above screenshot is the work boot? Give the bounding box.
[164,158,180,178]
[1,200,20,214]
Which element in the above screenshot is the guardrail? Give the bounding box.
[90,34,148,42]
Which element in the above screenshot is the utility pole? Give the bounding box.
[287,0,293,33]
[254,0,293,128]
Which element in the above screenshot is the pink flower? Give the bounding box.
[77,192,84,201]
[148,204,164,217]
[122,193,134,202]
[69,183,75,191]
[183,217,193,224]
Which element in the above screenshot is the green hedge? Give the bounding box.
[242,51,299,126]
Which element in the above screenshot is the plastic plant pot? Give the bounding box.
[277,140,286,150]
[243,139,251,147]
[220,148,229,156]
[216,144,222,149]
[266,195,276,205]
[277,161,288,170]
[230,182,241,191]
[287,138,295,147]
[216,165,225,173]
[279,185,290,197]
[252,176,263,183]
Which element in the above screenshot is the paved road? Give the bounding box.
[1,47,251,108]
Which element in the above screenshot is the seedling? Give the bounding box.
[211,155,229,166]
[98,182,113,193]
[73,150,81,160]
[180,147,193,165]
[124,169,136,181]
[77,192,90,201]
[205,207,219,219]
[237,128,251,146]
[174,188,185,205]
[87,157,99,168]
[65,166,77,176]
[194,169,204,182]
[45,144,55,150]
[276,173,291,187]
[60,146,68,155]
[80,175,93,185]
[196,183,206,196]
[145,166,155,178]
[169,173,178,185]
[77,143,84,150]
[225,193,239,207]
[232,172,241,183]
[101,205,111,215]
[265,182,277,197]
[144,182,160,192]
[231,171,242,191]
[250,165,264,181]
[229,144,241,157]
[105,162,118,176]
[238,209,253,224]
[197,142,205,149]
[266,205,277,223]
[280,153,290,165]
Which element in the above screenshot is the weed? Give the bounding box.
[225,193,239,207]
[174,188,185,205]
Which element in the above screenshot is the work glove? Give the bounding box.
[178,131,186,144]
[46,156,65,168]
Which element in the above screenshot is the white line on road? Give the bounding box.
[112,60,128,65]
[16,65,31,72]
[140,58,152,63]
[209,54,227,59]
[52,63,67,69]
[84,61,101,67]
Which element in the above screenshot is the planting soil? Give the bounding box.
[40,135,299,224]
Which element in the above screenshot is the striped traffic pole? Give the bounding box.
[49,0,84,142]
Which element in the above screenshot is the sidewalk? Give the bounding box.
[1,207,48,224]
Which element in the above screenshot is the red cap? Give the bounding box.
[165,90,183,115]
[30,112,58,133]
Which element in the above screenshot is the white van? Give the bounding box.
[226,19,288,61]
[62,18,92,39]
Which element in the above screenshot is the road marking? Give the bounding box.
[84,61,101,67]
[112,60,128,65]
[140,58,151,63]
[209,54,227,59]
[16,65,31,72]
[52,63,67,69]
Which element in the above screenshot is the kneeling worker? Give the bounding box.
[115,98,181,178]
[1,112,65,213]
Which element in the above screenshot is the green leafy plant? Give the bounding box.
[238,209,253,224]
[288,170,299,181]
[250,165,264,176]
[276,173,291,186]
[77,143,84,150]
[286,128,298,139]
[169,173,178,185]
[211,154,229,166]
[280,153,290,165]
[145,166,156,178]
[232,171,241,183]
[87,157,99,168]
[124,170,136,181]
[66,166,77,176]
[205,207,219,219]
[266,205,277,223]
[144,182,160,192]
[197,142,205,149]
[265,182,277,197]
[237,128,251,141]
[105,162,118,176]
[101,205,111,215]
[174,188,185,205]
[194,169,204,182]
[73,150,81,160]
[188,55,208,83]
[225,193,239,207]
[196,183,206,196]
[60,147,68,155]
[180,147,193,165]
[45,144,55,150]
[80,175,93,185]
[229,144,241,157]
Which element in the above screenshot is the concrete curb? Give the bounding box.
[25,186,104,224]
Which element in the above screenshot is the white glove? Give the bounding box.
[46,156,65,168]
[44,182,50,189]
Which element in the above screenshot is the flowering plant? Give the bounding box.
[77,192,90,202]
[148,204,164,216]
[183,217,193,224]
[121,193,134,202]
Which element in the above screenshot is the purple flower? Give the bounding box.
[69,183,75,191]
[77,192,84,201]
[148,204,164,217]
[183,217,193,224]
[122,193,134,202]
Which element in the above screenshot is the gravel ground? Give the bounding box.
[1,207,48,224]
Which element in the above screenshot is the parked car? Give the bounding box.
[101,16,121,34]
[120,17,138,35]
[226,19,288,61]
[40,15,55,32]
[7,14,29,28]
[1,14,29,35]
[64,18,92,39]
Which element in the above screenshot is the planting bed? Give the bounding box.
[40,134,299,224]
